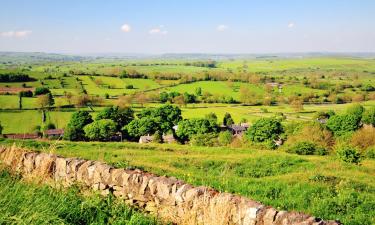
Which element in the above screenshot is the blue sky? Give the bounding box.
[0,0,374,54]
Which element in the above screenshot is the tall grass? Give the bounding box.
[0,169,160,225]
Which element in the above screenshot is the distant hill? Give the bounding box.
[0,52,90,65]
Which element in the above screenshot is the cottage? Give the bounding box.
[227,124,248,135]
[44,129,64,138]
[139,135,154,144]
[139,134,176,144]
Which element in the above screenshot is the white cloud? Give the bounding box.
[288,22,295,28]
[216,24,228,31]
[0,30,32,38]
[149,25,168,35]
[121,24,131,32]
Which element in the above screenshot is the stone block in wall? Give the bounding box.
[33,153,56,178]
[22,152,37,174]
[55,157,67,181]
[76,160,94,184]
[66,158,85,184]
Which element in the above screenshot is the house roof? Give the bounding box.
[45,129,64,135]
[228,125,247,132]
[4,133,39,139]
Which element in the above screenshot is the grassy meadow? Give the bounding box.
[0,139,374,225]
[0,169,160,224]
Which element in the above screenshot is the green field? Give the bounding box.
[1,139,373,225]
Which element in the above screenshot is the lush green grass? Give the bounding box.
[218,57,375,72]
[0,169,160,225]
[1,139,373,225]
[0,110,75,133]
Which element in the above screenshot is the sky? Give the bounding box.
[0,0,374,54]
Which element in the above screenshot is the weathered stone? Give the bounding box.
[22,152,36,173]
[145,201,157,212]
[110,168,125,186]
[243,206,264,225]
[54,157,67,181]
[175,184,191,203]
[92,182,107,191]
[76,160,94,183]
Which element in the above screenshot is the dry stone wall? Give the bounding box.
[0,145,341,225]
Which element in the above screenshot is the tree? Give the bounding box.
[64,111,93,141]
[362,106,375,126]
[183,92,196,104]
[223,113,234,126]
[18,92,22,109]
[195,87,202,96]
[290,99,304,111]
[125,117,158,139]
[36,94,50,109]
[96,106,134,132]
[46,93,54,107]
[135,93,147,107]
[176,118,219,142]
[34,87,51,96]
[205,112,217,122]
[152,105,182,133]
[84,119,117,141]
[245,117,284,143]
[173,95,186,107]
[117,95,133,108]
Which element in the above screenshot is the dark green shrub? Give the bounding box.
[362,106,375,126]
[125,84,134,89]
[287,141,327,155]
[190,133,218,146]
[365,147,375,159]
[34,87,51,96]
[218,131,233,146]
[337,145,362,164]
[287,141,316,155]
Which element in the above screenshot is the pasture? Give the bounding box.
[1,139,373,225]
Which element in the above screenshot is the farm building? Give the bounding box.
[44,129,64,138]
[3,133,39,139]
[139,134,176,144]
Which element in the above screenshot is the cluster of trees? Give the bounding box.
[159,92,196,104]
[64,105,181,142]
[183,61,217,68]
[0,73,35,82]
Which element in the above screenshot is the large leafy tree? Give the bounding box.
[176,118,219,142]
[245,118,284,142]
[155,105,182,133]
[64,111,93,141]
[124,117,158,139]
[96,106,134,132]
[84,119,117,141]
